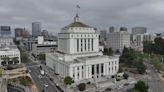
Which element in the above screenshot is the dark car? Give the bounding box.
[105,88,111,91]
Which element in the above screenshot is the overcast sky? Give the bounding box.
[0,0,164,34]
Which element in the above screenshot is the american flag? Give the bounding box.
[77,5,80,9]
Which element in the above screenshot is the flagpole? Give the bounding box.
[76,5,78,16]
[76,5,80,16]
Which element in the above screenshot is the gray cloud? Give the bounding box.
[0,0,164,34]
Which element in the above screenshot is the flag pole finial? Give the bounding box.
[75,5,80,22]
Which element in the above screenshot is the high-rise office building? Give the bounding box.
[107,27,130,52]
[15,28,24,37]
[41,30,49,38]
[132,27,147,35]
[0,26,11,37]
[100,30,107,41]
[131,27,147,51]
[32,22,41,37]
[109,26,118,33]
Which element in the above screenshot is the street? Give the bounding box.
[27,64,59,92]
[145,59,164,92]
[22,46,60,92]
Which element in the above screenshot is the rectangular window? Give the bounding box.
[97,64,99,74]
[77,39,79,52]
[92,39,93,51]
[88,39,90,51]
[92,65,94,75]
[85,39,86,51]
[73,74,75,77]
[101,64,103,74]
[81,39,83,52]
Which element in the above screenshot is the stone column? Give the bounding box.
[74,67,77,81]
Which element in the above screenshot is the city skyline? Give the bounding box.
[0,0,163,33]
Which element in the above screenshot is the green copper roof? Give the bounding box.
[62,21,91,30]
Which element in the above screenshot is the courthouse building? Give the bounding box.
[46,14,119,82]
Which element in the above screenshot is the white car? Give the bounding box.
[44,84,49,87]
[38,75,42,78]
[28,70,31,73]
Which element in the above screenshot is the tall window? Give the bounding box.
[85,39,86,51]
[88,39,90,51]
[97,64,99,74]
[92,39,93,51]
[81,39,83,52]
[101,64,103,74]
[77,39,79,52]
[92,65,94,75]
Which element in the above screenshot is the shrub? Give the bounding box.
[0,68,3,77]
[87,81,91,84]
[64,76,74,85]
[116,79,120,81]
[78,83,86,91]
[111,75,115,78]
[123,73,129,79]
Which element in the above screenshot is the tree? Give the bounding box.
[20,48,29,63]
[108,48,113,56]
[103,48,113,56]
[78,83,86,91]
[143,38,164,55]
[64,76,74,85]
[137,63,146,74]
[11,57,19,64]
[123,73,129,79]
[1,57,10,65]
[118,67,123,73]
[0,68,3,77]
[133,80,148,92]
[131,89,140,92]
[115,49,120,54]
[38,54,46,61]
[120,47,146,74]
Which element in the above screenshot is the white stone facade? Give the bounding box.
[46,15,119,82]
[0,37,21,66]
[0,46,21,66]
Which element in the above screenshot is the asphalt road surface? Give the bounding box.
[27,65,59,92]
[145,60,164,92]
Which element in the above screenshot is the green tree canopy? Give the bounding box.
[120,47,146,74]
[64,76,74,85]
[133,80,148,92]
[0,68,3,77]
[143,38,164,55]
[78,83,86,91]
[38,54,46,61]
[103,48,113,56]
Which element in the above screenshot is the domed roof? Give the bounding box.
[62,15,91,30]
